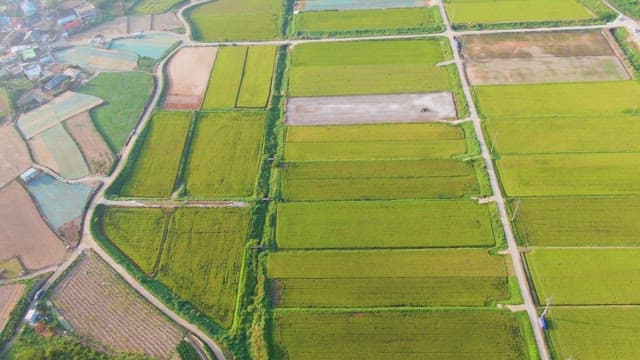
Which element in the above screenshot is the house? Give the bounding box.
[63,18,83,34]
[42,73,69,93]
[20,168,39,183]
[20,1,36,17]
[20,47,36,61]
[57,14,77,26]
[16,89,48,111]
[23,62,41,80]
[0,52,18,65]
[73,2,96,21]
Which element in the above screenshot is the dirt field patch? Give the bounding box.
[467,56,630,85]
[163,47,218,110]
[65,112,114,175]
[0,181,66,271]
[152,12,182,31]
[286,92,456,125]
[70,16,128,42]
[55,46,138,72]
[52,251,183,357]
[129,15,152,33]
[0,126,31,187]
[0,283,25,331]
[460,30,614,60]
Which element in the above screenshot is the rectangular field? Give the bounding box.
[485,116,640,154]
[186,0,283,41]
[0,181,65,270]
[77,72,154,152]
[158,208,249,328]
[117,112,191,198]
[0,283,25,331]
[299,0,428,11]
[526,248,640,305]
[445,0,595,25]
[30,124,90,180]
[268,249,509,307]
[512,196,640,247]
[286,92,457,125]
[52,251,183,358]
[202,47,247,109]
[285,122,465,161]
[280,159,480,201]
[294,7,443,35]
[164,47,218,110]
[100,207,169,275]
[184,112,265,198]
[475,81,640,118]
[289,39,450,96]
[272,310,530,359]
[547,307,640,360]
[237,46,277,108]
[64,112,114,175]
[498,153,640,196]
[276,200,496,249]
[0,126,31,187]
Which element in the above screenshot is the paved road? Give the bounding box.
[436,3,552,360]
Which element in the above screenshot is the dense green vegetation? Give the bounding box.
[186,0,283,41]
[268,249,509,307]
[281,159,480,201]
[527,248,640,304]
[498,153,640,196]
[613,28,640,73]
[176,340,199,360]
[116,112,191,198]
[101,207,169,274]
[293,6,444,37]
[277,200,496,249]
[284,123,466,161]
[203,46,277,109]
[609,0,640,18]
[77,72,154,152]
[289,39,451,96]
[158,208,250,328]
[548,307,640,360]
[184,112,265,198]
[512,196,640,246]
[0,279,38,349]
[272,310,530,359]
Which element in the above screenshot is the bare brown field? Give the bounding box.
[0,283,25,331]
[52,251,183,358]
[286,93,456,125]
[65,112,114,175]
[29,135,56,172]
[0,126,31,187]
[0,181,66,270]
[69,16,128,42]
[460,30,613,60]
[129,15,152,33]
[152,12,182,31]
[163,47,217,110]
[467,56,630,85]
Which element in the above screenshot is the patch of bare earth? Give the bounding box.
[0,181,66,271]
[152,12,182,31]
[0,283,25,331]
[69,16,128,42]
[163,47,218,110]
[0,125,32,187]
[466,56,630,85]
[460,30,614,60]
[129,15,152,33]
[286,93,457,125]
[64,112,114,175]
[52,251,183,358]
[29,134,58,175]
[59,217,82,248]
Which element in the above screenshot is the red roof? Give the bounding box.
[64,19,83,30]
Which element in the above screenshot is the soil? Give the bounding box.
[152,12,182,31]
[466,56,630,85]
[460,30,615,60]
[0,125,32,187]
[129,15,152,33]
[163,95,203,110]
[286,92,457,126]
[64,112,114,175]
[29,133,58,175]
[70,16,129,43]
[0,181,66,271]
[58,217,82,248]
[52,252,183,358]
[0,283,25,330]
[163,47,218,110]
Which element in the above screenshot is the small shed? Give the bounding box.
[20,168,39,182]
[43,74,70,93]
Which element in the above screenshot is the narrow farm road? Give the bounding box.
[100,199,250,208]
[436,3,553,360]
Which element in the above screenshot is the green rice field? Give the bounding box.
[78,72,154,152]
[512,196,640,247]
[117,112,191,198]
[100,207,169,275]
[268,249,509,307]
[281,159,480,201]
[158,207,250,328]
[272,310,531,359]
[547,307,640,360]
[498,153,640,196]
[284,123,466,161]
[289,39,451,96]
[203,46,276,109]
[132,0,183,14]
[276,200,496,249]
[485,116,640,154]
[445,0,595,25]
[475,81,640,119]
[185,112,265,198]
[294,6,443,36]
[186,0,283,41]
[527,248,640,305]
